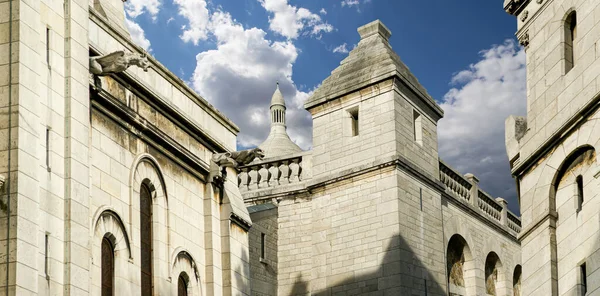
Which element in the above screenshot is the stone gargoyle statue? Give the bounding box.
[212,148,266,168]
[89,50,150,76]
[209,148,266,184]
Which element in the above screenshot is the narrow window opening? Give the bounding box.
[178,273,188,296]
[44,233,49,280]
[46,127,51,172]
[140,184,153,296]
[565,11,577,73]
[414,110,423,145]
[419,188,423,211]
[260,233,266,260]
[576,175,584,212]
[580,262,587,295]
[102,237,114,296]
[348,107,359,136]
[46,27,51,67]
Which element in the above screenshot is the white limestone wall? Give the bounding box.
[90,110,209,295]
[517,0,600,160]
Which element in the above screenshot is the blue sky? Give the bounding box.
[124,0,526,213]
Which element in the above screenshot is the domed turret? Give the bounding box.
[258,83,302,158]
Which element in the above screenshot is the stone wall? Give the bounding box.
[248,206,278,296]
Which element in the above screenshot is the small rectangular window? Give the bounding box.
[348,107,359,136]
[576,175,583,212]
[260,233,266,260]
[413,110,423,145]
[581,262,587,294]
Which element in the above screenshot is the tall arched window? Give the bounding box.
[101,237,114,296]
[565,11,577,73]
[140,184,153,296]
[576,175,584,212]
[178,273,188,296]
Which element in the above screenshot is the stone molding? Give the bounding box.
[91,87,210,180]
[516,210,558,241]
[89,8,239,134]
[511,90,600,176]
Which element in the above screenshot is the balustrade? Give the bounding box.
[439,162,472,202]
[237,154,307,192]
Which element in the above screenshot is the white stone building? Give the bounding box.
[504,0,600,295]
[243,20,523,296]
[0,0,253,295]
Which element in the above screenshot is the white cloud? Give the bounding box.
[341,0,360,7]
[167,17,175,24]
[259,0,333,39]
[173,0,210,45]
[125,18,152,51]
[438,39,526,211]
[332,43,349,54]
[320,8,327,15]
[191,11,312,149]
[125,0,161,19]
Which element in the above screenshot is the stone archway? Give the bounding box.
[484,252,505,296]
[447,234,477,296]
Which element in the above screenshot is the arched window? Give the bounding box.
[513,265,522,296]
[140,184,153,296]
[101,237,114,296]
[447,234,476,295]
[485,252,503,296]
[565,11,577,73]
[178,273,188,296]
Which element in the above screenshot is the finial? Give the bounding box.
[276,81,279,88]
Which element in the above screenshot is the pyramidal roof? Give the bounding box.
[304,20,443,117]
[258,84,303,158]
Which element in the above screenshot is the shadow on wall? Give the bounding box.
[289,233,446,295]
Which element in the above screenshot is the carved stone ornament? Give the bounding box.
[90,50,150,76]
[0,174,5,190]
[518,32,530,49]
[536,0,543,4]
[520,10,529,22]
[211,148,266,168]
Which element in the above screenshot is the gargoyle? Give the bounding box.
[212,148,266,168]
[90,50,150,76]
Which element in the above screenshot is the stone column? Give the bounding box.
[464,173,479,208]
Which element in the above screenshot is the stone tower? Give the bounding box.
[504,0,600,295]
[258,83,302,158]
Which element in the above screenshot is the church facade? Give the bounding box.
[504,0,600,295]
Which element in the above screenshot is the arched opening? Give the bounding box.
[564,11,577,73]
[178,272,189,296]
[513,265,522,296]
[447,234,476,296]
[484,252,504,295]
[140,183,153,296]
[101,236,114,296]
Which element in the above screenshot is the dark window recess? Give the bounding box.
[581,262,587,294]
[576,175,583,212]
[349,108,359,136]
[140,184,153,296]
[261,233,266,259]
[101,237,114,296]
[178,273,188,296]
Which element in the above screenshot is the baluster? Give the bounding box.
[259,164,270,188]
[279,160,290,185]
[289,159,300,183]
[248,166,259,190]
[239,168,249,191]
[268,162,281,187]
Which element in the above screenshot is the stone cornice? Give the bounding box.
[517,210,557,241]
[504,0,531,16]
[512,90,600,176]
[89,7,239,135]
[91,86,210,180]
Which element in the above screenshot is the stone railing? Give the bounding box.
[439,161,472,202]
[237,152,311,192]
[478,191,502,221]
[439,160,521,234]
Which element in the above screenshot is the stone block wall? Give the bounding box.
[248,206,278,296]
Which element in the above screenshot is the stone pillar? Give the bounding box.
[464,173,479,208]
[496,197,508,226]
